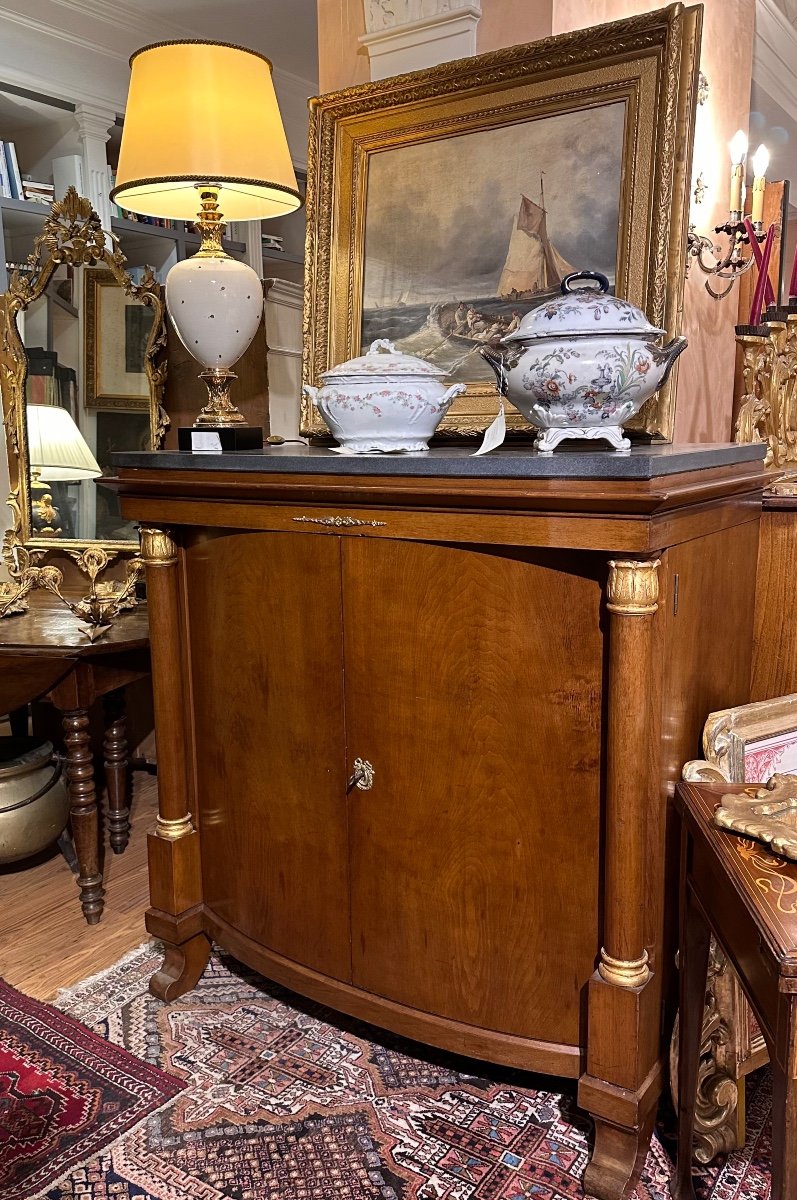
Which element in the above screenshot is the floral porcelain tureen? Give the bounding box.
[480,271,688,453]
[303,339,466,453]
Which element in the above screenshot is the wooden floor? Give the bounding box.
[0,772,157,1001]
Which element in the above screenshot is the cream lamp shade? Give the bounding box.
[110,40,301,221]
[27,404,102,482]
[111,38,302,430]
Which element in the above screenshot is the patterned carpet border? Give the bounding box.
[45,941,774,1200]
[0,978,184,1200]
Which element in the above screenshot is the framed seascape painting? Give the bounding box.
[302,3,701,441]
[84,267,155,410]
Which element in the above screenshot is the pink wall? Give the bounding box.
[317,0,370,93]
[553,0,756,442]
[316,0,757,442]
[477,0,553,51]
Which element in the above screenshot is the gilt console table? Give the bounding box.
[113,442,767,1200]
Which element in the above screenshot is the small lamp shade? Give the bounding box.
[27,405,102,482]
[110,40,302,222]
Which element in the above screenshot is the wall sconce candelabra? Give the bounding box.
[687,132,770,301]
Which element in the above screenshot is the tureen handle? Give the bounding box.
[368,339,397,354]
[560,271,610,295]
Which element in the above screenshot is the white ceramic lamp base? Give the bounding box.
[166,253,263,428]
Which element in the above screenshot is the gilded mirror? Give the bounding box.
[0,188,168,589]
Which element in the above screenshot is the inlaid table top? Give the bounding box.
[679,781,797,974]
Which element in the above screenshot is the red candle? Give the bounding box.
[744,218,776,308]
[749,223,775,326]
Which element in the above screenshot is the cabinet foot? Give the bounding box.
[583,1107,656,1200]
[149,933,211,1001]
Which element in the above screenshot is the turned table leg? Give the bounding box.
[104,690,130,854]
[63,708,104,924]
[674,879,712,1200]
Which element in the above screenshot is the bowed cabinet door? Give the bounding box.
[183,528,351,982]
[342,537,604,1048]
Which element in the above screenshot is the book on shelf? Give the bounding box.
[0,144,10,198]
[4,142,22,199]
[22,179,55,205]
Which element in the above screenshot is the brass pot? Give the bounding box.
[0,738,69,864]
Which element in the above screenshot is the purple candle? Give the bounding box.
[744,218,775,308]
[749,223,775,326]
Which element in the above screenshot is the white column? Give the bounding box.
[74,103,116,234]
[263,279,304,441]
[228,220,263,277]
[360,0,481,80]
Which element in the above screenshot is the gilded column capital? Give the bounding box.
[155,814,194,840]
[598,947,650,988]
[139,526,177,564]
[606,559,659,615]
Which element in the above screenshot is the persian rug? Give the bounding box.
[41,942,772,1200]
[0,978,184,1200]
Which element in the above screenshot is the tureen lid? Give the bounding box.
[501,271,665,342]
[321,338,447,379]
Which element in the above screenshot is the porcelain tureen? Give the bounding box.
[480,271,688,453]
[303,339,466,453]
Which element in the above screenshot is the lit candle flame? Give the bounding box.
[729,129,748,164]
[752,144,770,179]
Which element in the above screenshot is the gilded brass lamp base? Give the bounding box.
[195,368,247,427]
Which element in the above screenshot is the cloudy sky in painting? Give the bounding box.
[362,102,625,308]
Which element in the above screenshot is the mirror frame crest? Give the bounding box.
[1,187,168,584]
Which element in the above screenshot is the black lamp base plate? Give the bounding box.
[178,426,264,453]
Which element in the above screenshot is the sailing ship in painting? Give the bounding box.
[362,183,590,383]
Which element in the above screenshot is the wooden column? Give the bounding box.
[601,559,659,985]
[138,527,210,999]
[579,558,661,1200]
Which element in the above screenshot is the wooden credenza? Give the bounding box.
[115,443,766,1200]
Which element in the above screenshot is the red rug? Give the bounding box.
[0,979,184,1199]
[45,943,772,1200]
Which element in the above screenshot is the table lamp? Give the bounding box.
[111,40,302,449]
[27,404,102,536]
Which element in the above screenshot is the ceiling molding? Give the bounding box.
[20,0,317,95]
[0,60,122,113]
[46,0,189,39]
[754,0,797,126]
[0,6,127,63]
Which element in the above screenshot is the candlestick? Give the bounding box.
[729,129,748,214]
[750,144,769,224]
[748,222,775,326]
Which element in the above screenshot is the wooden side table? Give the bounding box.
[0,594,150,923]
[674,780,797,1199]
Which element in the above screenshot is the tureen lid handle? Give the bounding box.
[368,339,397,354]
[561,271,610,295]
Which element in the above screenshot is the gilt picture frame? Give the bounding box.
[302,3,701,441]
[683,693,797,785]
[84,267,155,411]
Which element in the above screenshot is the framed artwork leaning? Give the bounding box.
[683,693,797,786]
[302,2,702,441]
[84,267,155,410]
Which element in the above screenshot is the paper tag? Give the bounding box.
[191,431,222,453]
[472,401,506,456]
